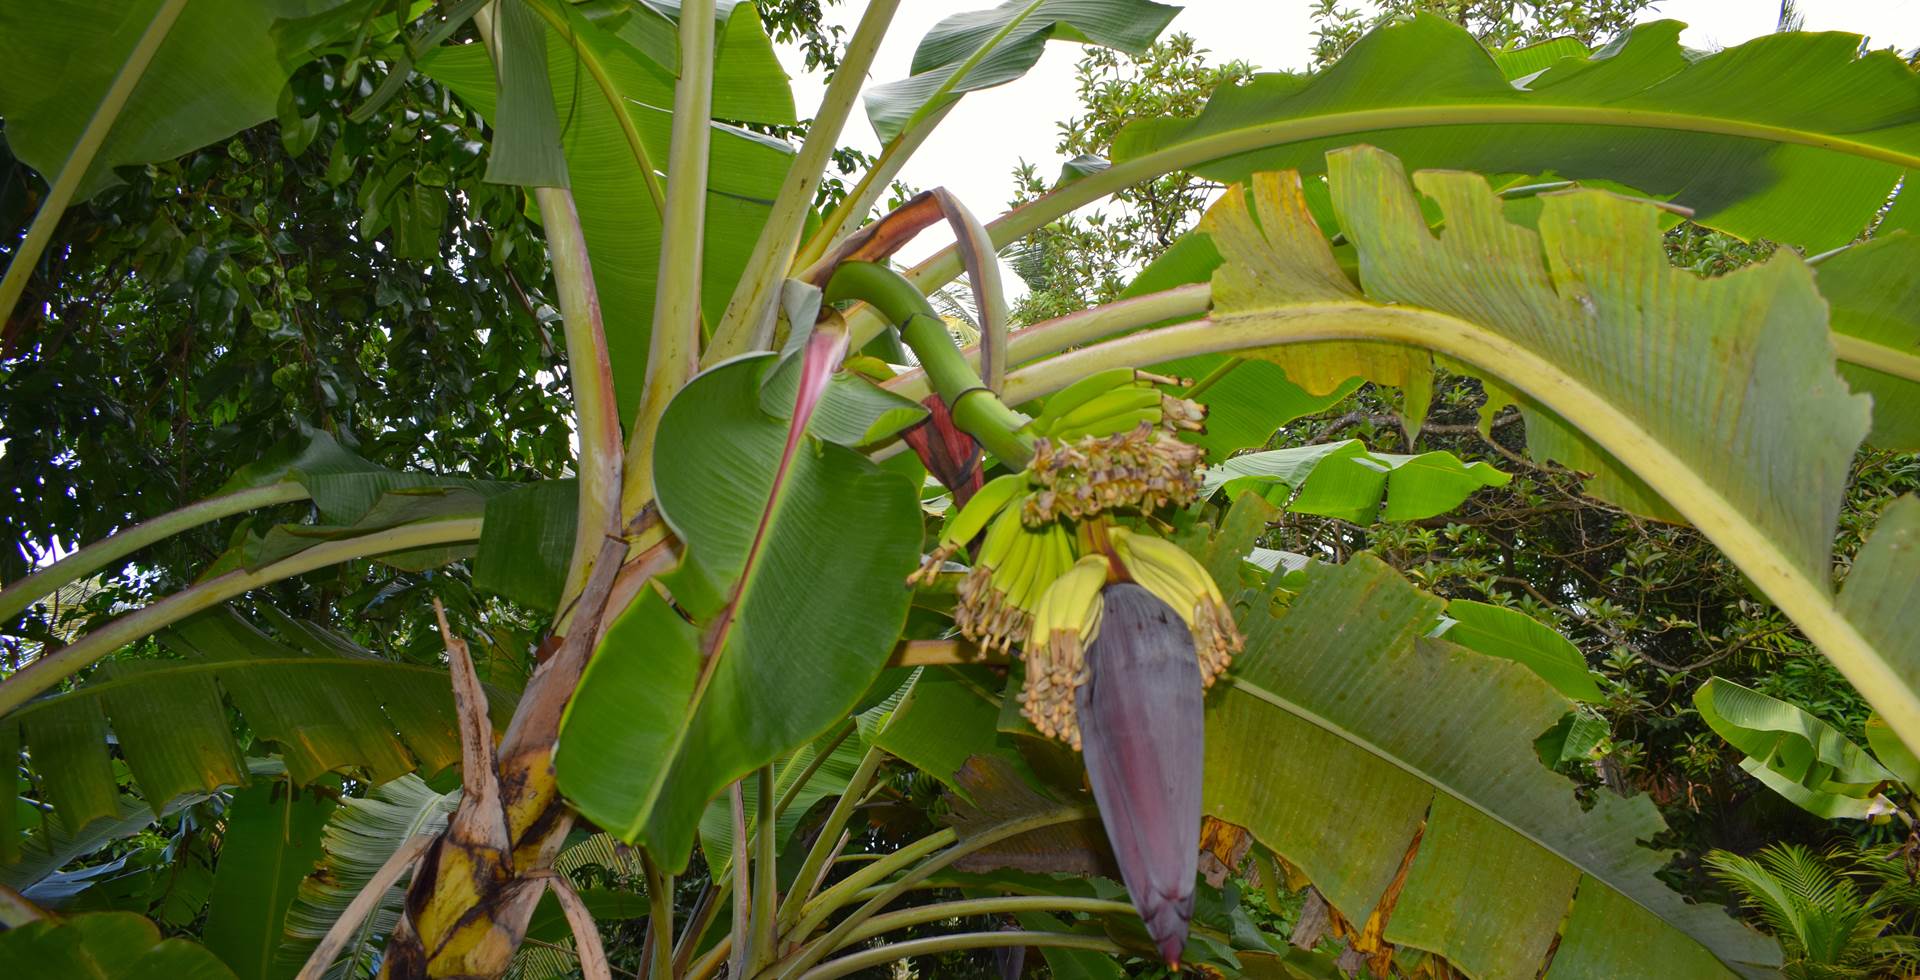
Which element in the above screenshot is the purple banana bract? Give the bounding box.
[1076,582,1203,966]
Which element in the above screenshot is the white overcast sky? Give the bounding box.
[772,1,1920,265]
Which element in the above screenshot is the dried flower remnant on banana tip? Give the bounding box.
[1021,528,1241,746]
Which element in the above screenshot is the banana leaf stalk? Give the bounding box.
[1077,582,1202,966]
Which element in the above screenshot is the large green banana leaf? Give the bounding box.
[556,338,923,869]
[422,0,796,423]
[200,778,335,980]
[1198,496,1778,977]
[0,0,351,201]
[1077,148,1920,753]
[1110,15,1920,252]
[4,608,511,831]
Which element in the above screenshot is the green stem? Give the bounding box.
[0,482,310,627]
[779,806,1097,978]
[643,850,674,980]
[786,827,956,943]
[797,102,953,271]
[0,0,188,330]
[794,931,1124,980]
[1182,356,1244,399]
[531,185,623,610]
[881,283,1212,404]
[774,721,856,819]
[706,0,903,362]
[0,515,482,718]
[670,878,728,977]
[824,262,1033,465]
[777,743,886,930]
[798,0,1048,268]
[729,780,752,977]
[750,766,778,971]
[621,0,717,520]
[788,896,1134,965]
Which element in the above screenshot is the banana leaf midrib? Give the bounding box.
[2,655,495,723]
[871,100,1920,348]
[1115,104,1920,174]
[993,297,1920,751]
[1831,332,1920,384]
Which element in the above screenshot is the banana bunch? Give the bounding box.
[1107,528,1241,687]
[1025,368,1207,442]
[954,505,1077,655]
[904,369,1235,717]
[1016,528,1241,746]
[1022,370,1208,524]
[1020,555,1109,747]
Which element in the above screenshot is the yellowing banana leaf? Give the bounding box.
[1202,439,1509,524]
[1173,149,1920,753]
[1112,16,1920,252]
[864,0,1179,143]
[1202,499,1778,977]
[557,338,922,869]
[3,609,510,831]
[1114,235,1360,460]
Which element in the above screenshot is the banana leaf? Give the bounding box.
[1199,497,1778,977]
[4,609,511,830]
[1696,677,1898,820]
[1113,16,1920,252]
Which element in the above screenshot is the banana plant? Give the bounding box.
[8,2,1920,978]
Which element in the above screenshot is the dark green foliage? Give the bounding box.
[0,55,575,655]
